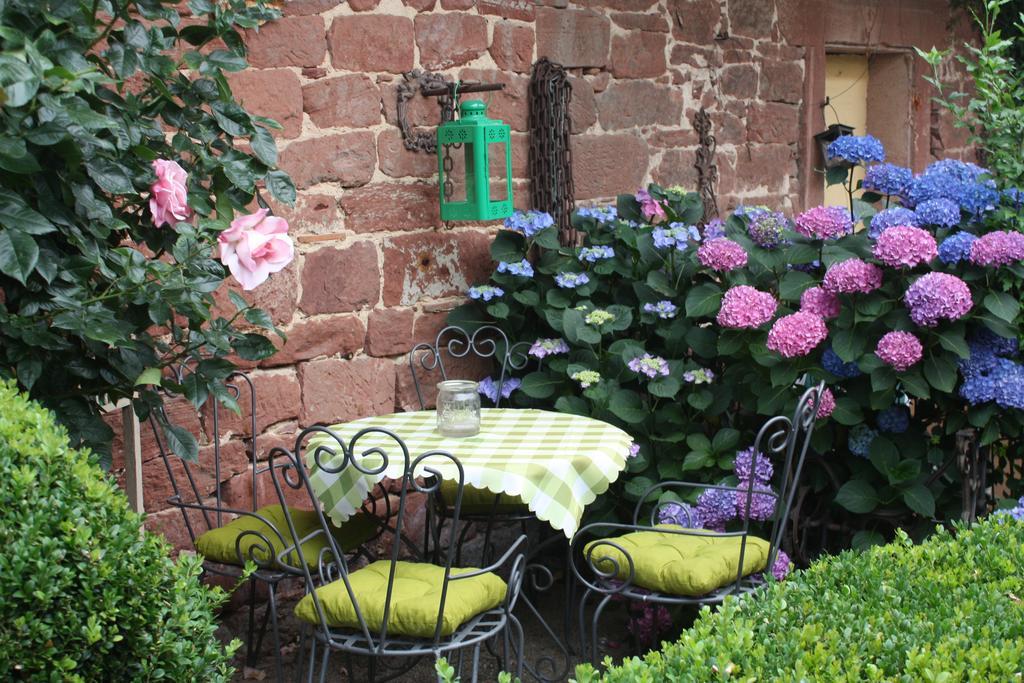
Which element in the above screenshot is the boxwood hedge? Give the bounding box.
[574,518,1024,681]
[0,380,236,681]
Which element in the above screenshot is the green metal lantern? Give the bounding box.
[437,100,513,222]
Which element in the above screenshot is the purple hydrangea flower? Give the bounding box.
[816,387,836,419]
[554,272,590,288]
[938,231,978,265]
[747,210,789,249]
[877,406,910,434]
[468,285,504,302]
[503,210,554,237]
[627,354,670,379]
[528,338,570,358]
[697,237,748,271]
[733,447,773,484]
[733,205,769,218]
[697,487,736,531]
[496,259,534,277]
[477,376,521,404]
[904,273,972,327]
[826,135,885,164]
[822,259,884,294]
[628,442,641,458]
[643,300,679,319]
[875,331,923,372]
[683,368,715,384]
[702,218,726,240]
[800,286,841,319]
[771,549,792,581]
[872,225,937,268]
[863,163,912,195]
[766,312,829,358]
[735,481,776,521]
[868,207,921,239]
[914,198,961,228]
[657,502,702,528]
[717,286,778,329]
[794,206,853,240]
[968,231,1024,268]
[848,424,878,458]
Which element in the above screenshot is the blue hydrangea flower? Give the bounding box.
[554,272,589,289]
[904,159,997,217]
[643,300,678,319]
[696,487,736,531]
[496,259,534,277]
[747,210,789,249]
[733,447,773,484]
[477,376,521,404]
[848,424,878,458]
[958,330,1023,407]
[877,406,910,434]
[1003,188,1024,210]
[827,135,886,164]
[652,223,700,250]
[503,210,554,238]
[937,231,977,265]
[576,205,618,222]
[702,218,726,240]
[578,245,614,263]
[863,163,912,196]
[868,207,920,239]
[822,347,861,378]
[789,259,822,274]
[468,285,504,302]
[657,502,702,528]
[993,497,1024,522]
[915,198,961,228]
[733,205,769,219]
[972,327,1019,358]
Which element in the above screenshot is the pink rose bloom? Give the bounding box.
[800,286,841,319]
[149,159,191,228]
[218,208,294,291]
[766,311,828,358]
[816,387,835,419]
[875,331,923,372]
[636,189,667,223]
[717,285,777,329]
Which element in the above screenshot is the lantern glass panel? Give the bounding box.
[488,142,508,202]
[441,142,469,203]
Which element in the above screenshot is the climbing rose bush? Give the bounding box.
[451,144,1024,543]
[0,1,295,461]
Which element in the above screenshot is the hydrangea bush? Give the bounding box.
[451,142,1024,543]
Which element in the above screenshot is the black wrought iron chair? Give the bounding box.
[149,369,386,681]
[409,324,533,564]
[569,382,825,664]
[269,425,528,682]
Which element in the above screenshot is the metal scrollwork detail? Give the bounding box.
[693,107,719,224]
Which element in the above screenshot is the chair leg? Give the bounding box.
[469,643,482,683]
[267,582,284,683]
[509,614,525,680]
[245,578,259,667]
[303,633,317,683]
[577,588,593,660]
[591,594,615,667]
[317,645,330,683]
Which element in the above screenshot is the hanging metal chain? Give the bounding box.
[528,58,576,246]
[693,107,719,224]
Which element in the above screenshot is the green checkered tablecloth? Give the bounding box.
[306,409,634,538]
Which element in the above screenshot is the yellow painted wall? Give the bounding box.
[824,54,869,209]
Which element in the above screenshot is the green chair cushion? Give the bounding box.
[584,525,771,596]
[294,560,507,638]
[195,504,377,568]
[438,480,527,514]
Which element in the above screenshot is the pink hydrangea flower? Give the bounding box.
[794,205,852,240]
[872,226,937,268]
[875,331,923,372]
[816,387,835,419]
[697,238,748,271]
[800,286,841,319]
[218,208,294,291]
[968,230,1024,267]
[636,189,667,223]
[717,285,778,329]
[149,159,191,228]
[903,272,972,327]
[766,312,828,358]
[822,259,884,295]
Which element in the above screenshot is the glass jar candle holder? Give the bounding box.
[436,380,481,437]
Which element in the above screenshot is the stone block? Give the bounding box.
[276,192,342,237]
[279,132,376,190]
[226,69,303,139]
[478,0,535,20]
[204,371,302,436]
[727,0,774,37]
[611,12,670,32]
[759,60,804,104]
[340,182,439,233]
[746,102,800,144]
[302,74,381,129]
[299,241,380,315]
[377,129,438,179]
[365,308,416,357]
[667,0,721,44]
[415,13,488,70]
[213,258,298,327]
[569,76,598,133]
[535,7,610,68]
[457,68,529,132]
[734,143,795,194]
[381,230,493,307]
[610,30,667,79]
[596,80,683,129]
[653,148,699,189]
[327,15,414,74]
[260,315,366,367]
[244,15,326,68]
[571,134,650,199]
[490,22,535,73]
[299,356,397,424]
[719,64,758,99]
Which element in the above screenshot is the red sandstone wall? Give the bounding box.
[122,0,975,548]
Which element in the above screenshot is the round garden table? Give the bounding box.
[306,408,634,539]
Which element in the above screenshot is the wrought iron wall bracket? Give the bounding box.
[396,70,506,154]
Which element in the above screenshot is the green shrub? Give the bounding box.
[573,517,1024,682]
[0,380,237,681]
